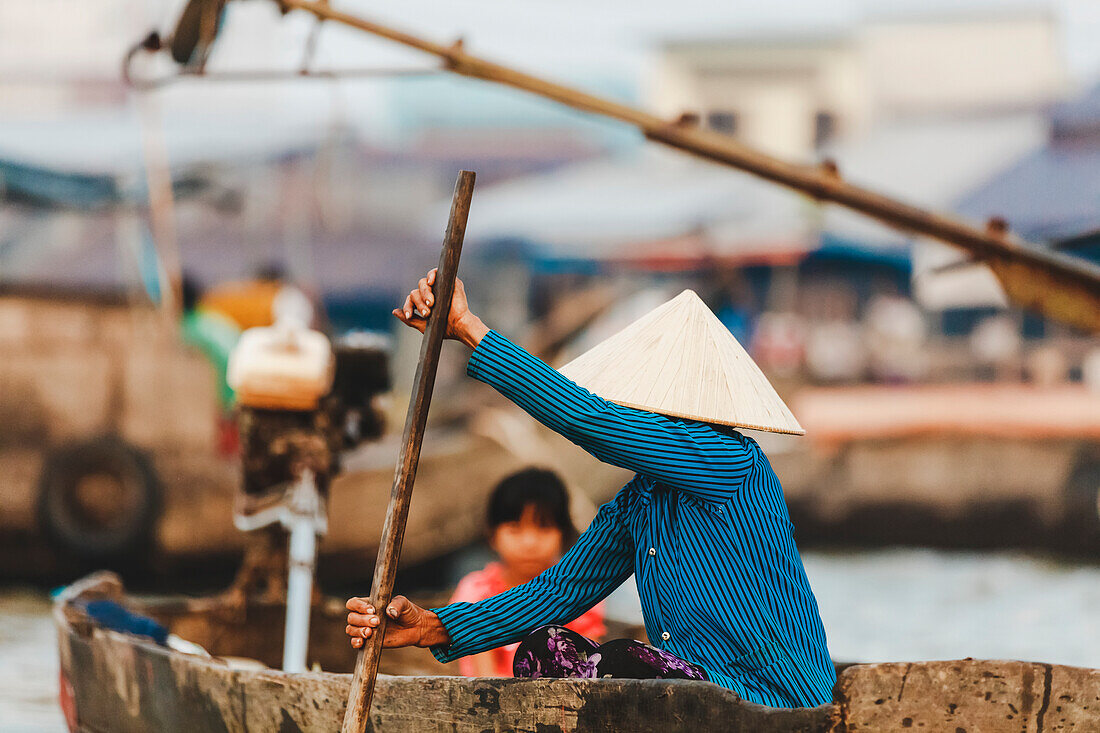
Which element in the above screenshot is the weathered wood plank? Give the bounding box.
[835,659,1100,732]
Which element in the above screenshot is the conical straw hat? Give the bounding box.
[557,290,804,435]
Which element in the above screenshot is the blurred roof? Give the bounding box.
[0,160,121,209]
[821,113,1044,311]
[957,82,1100,242]
[824,112,1046,248]
[450,112,1043,269]
[0,109,330,210]
[1050,81,1100,133]
[0,110,326,177]
[0,194,428,298]
[455,147,814,264]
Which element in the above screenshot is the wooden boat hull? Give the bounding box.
[59,632,831,732]
[55,574,1100,732]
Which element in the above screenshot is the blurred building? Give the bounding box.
[0,0,612,327]
[958,80,1100,246]
[449,1,1100,386]
[649,3,1066,159]
[2,0,1097,360]
[0,0,156,113]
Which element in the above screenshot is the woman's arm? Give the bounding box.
[346,485,635,656]
[428,487,635,664]
[392,271,754,503]
[467,330,755,503]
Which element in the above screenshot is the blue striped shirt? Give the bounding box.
[430,330,835,708]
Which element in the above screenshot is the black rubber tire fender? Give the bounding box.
[36,436,161,560]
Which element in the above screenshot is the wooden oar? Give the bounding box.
[341,170,476,733]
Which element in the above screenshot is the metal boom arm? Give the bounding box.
[278,0,1100,332]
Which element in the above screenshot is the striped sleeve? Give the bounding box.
[429,489,634,664]
[466,329,754,503]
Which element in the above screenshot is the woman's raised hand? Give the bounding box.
[392,269,488,349]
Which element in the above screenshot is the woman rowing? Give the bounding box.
[346,271,835,708]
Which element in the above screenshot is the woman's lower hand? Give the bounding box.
[345,595,449,650]
[392,269,488,349]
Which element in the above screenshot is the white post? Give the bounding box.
[281,470,326,673]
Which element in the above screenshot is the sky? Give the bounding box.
[6,1,1100,91]
[3,0,1100,164]
[196,0,1100,82]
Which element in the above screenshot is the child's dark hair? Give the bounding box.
[487,468,578,545]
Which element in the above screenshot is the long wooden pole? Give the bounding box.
[341,170,476,733]
[135,89,183,321]
[278,0,1100,332]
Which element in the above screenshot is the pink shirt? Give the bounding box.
[450,561,606,677]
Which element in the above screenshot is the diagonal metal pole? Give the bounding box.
[341,170,476,733]
[278,0,1100,332]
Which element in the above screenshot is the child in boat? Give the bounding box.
[450,468,605,677]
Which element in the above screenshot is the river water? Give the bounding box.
[3,549,1098,732]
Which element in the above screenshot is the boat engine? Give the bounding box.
[225,307,389,673]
